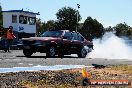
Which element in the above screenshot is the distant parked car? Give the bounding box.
[18,30,93,58]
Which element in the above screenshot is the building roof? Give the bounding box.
[2,10,40,15]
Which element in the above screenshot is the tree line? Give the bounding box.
[0,4,132,40]
[36,7,132,40]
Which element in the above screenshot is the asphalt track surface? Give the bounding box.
[0,50,132,68]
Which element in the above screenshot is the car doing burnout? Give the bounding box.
[18,30,93,58]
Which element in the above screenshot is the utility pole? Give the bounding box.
[76,10,78,32]
[76,4,80,32]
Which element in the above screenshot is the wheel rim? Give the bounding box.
[49,47,55,56]
[81,48,87,57]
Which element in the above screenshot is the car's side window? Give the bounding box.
[63,32,72,40]
[78,34,84,41]
[72,33,78,40]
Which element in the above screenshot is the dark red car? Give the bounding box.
[19,30,93,58]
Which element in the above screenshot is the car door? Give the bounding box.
[62,32,73,54]
[70,32,82,53]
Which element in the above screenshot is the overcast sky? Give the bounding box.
[1,0,132,27]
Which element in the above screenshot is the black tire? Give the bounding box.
[78,46,87,58]
[80,78,90,86]
[46,46,56,58]
[23,49,33,57]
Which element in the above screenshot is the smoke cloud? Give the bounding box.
[88,32,132,60]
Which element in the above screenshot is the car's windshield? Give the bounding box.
[40,31,63,37]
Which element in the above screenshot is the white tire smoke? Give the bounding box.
[88,32,132,60]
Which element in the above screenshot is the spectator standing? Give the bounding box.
[6,26,16,52]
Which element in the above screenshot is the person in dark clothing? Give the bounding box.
[6,26,16,52]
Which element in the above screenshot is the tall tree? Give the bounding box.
[46,20,55,30]
[56,7,81,31]
[114,22,129,36]
[36,19,56,36]
[80,16,104,40]
[36,18,43,36]
[0,4,3,26]
[105,26,114,32]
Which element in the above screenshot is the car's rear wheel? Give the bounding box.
[78,46,87,58]
[46,46,56,58]
[23,49,33,57]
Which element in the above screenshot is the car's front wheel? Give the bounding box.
[46,46,56,58]
[23,49,33,57]
[78,46,88,58]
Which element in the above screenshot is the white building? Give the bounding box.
[2,10,39,40]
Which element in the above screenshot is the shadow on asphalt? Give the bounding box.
[16,55,77,58]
